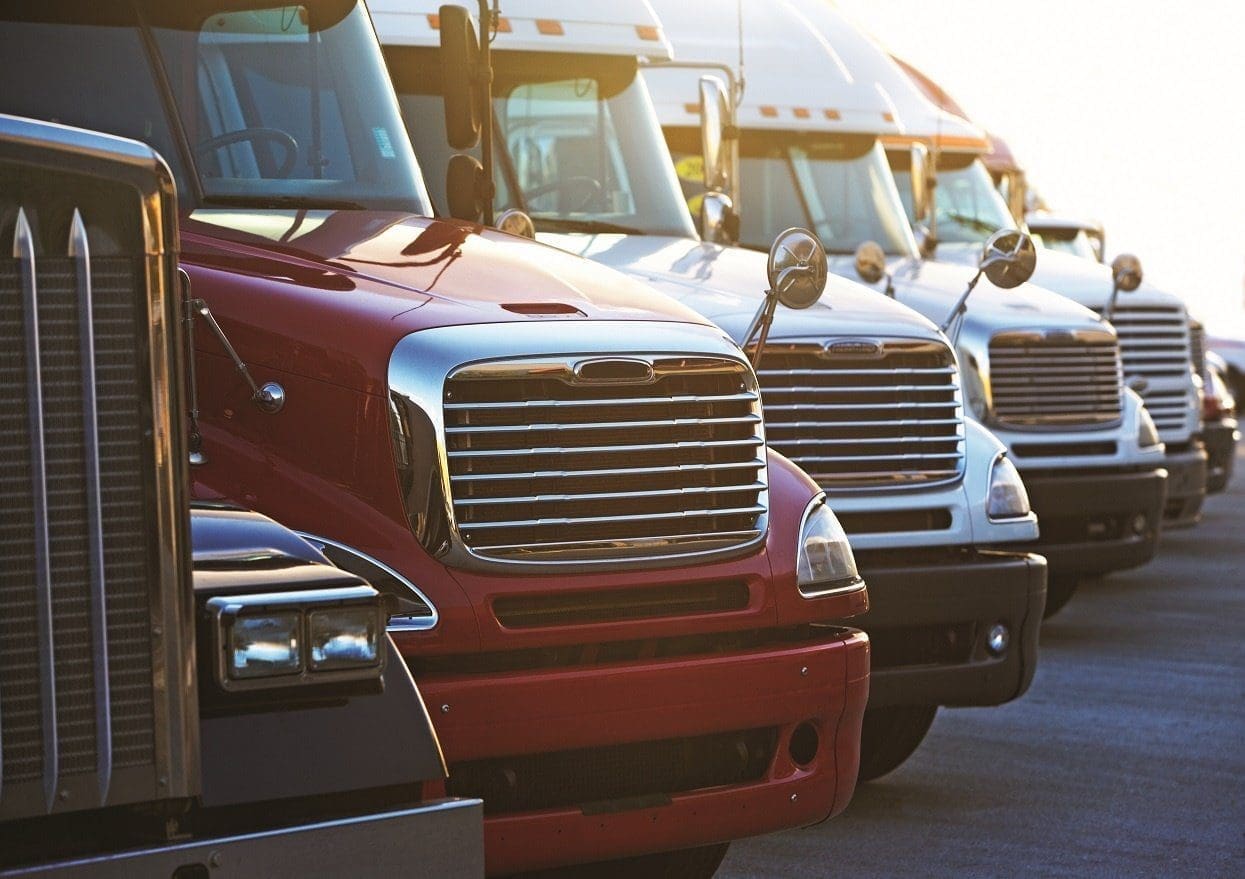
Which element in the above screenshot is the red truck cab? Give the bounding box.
[0,2,869,874]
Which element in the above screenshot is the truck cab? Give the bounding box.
[647,0,1170,617]
[377,0,1047,781]
[0,113,482,877]
[0,3,870,875]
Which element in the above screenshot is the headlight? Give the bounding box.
[208,586,385,692]
[797,496,861,596]
[1138,405,1162,448]
[987,454,1031,520]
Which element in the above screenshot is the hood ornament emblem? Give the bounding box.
[571,357,657,385]
[819,339,883,359]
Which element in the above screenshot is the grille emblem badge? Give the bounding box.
[819,339,883,358]
[571,357,657,385]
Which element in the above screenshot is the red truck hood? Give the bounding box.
[181,209,709,395]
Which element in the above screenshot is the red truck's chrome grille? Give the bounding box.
[443,356,767,564]
[989,330,1123,428]
[756,340,964,488]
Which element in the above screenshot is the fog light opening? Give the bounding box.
[1131,513,1149,535]
[789,721,820,767]
[986,623,1010,657]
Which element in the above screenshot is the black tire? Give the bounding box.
[857,705,938,782]
[1043,574,1080,619]
[515,843,730,879]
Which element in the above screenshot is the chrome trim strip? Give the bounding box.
[443,413,761,435]
[450,458,764,482]
[455,481,766,506]
[444,391,757,410]
[757,366,957,377]
[15,209,59,810]
[462,504,767,531]
[294,532,439,633]
[446,436,764,459]
[475,530,765,554]
[70,210,113,805]
[777,434,964,446]
[761,383,961,395]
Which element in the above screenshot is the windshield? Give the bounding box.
[0,1,429,212]
[1032,226,1100,262]
[387,49,697,238]
[890,151,1014,244]
[667,127,917,256]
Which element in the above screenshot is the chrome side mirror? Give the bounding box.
[701,190,737,246]
[744,229,828,368]
[854,240,895,297]
[941,229,1037,342]
[1104,253,1142,320]
[699,75,731,192]
[979,229,1037,290]
[496,208,536,240]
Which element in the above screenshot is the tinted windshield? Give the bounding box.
[388,49,697,238]
[891,151,1014,244]
[1032,227,1099,261]
[0,1,429,212]
[667,127,916,256]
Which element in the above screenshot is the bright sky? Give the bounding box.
[834,0,1245,323]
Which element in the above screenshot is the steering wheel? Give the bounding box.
[524,176,603,213]
[194,127,300,179]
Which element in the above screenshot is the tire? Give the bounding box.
[1043,574,1080,619]
[518,843,730,879]
[857,705,938,782]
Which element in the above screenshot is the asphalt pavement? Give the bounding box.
[722,449,1245,879]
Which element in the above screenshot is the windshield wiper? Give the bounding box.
[199,194,367,211]
[941,211,1001,236]
[535,217,647,236]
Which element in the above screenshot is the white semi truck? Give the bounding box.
[375,0,1048,779]
[645,0,1169,616]
[848,26,1208,528]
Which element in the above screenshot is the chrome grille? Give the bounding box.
[443,356,767,564]
[756,340,964,488]
[1103,305,1194,434]
[989,330,1123,428]
[1,213,155,816]
[1190,320,1206,376]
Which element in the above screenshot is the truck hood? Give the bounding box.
[180,210,718,395]
[827,253,1109,335]
[935,241,1187,313]
[541,232,945,344]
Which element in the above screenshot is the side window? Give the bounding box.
[499,79,633,216]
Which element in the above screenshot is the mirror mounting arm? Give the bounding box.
[1104,282,1123,322]
[940,270,982,344]
[743,292,780,369]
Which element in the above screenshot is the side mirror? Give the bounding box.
[439,4,482,150]
[496,208,536,240]
[745,228,827,367]
[699,75,731,192]
[940,229,1036,342]
[854,240,887,285]
[701,190,738,245]
[446,153,485,222]
[979,229,1037,290]
[914,224,938,260]
[909,143,931,224]
[1104,253,1142,320]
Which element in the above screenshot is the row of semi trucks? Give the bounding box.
[0,1,1232,876]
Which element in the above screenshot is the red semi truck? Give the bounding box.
[0,2,871,875]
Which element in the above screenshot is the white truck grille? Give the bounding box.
[989,330,1123,428]
[1105,305,1195,438]
[756,339,964,488]
[443,355,767,564]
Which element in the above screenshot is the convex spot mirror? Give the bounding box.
[1112,254,1143,292]
[768,228,828,309]
[699,75,731,192]
[496,209,536,240]
[979,229,1037,290]
[439,4,482,150]
[854,241,887,285]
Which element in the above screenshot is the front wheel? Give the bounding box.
[1043,574,1080,619]
[857,705,938,782]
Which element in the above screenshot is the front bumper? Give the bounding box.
[1,801,483,878]
[851,549,1046,709]
[1016,467,1167,576]
[1203,419,1238,494]
[1161,441,1208,527]
[412,627,870,876]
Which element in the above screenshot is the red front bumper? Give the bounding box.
[412,627,870,875]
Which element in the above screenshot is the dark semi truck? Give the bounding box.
[0,114,483,876]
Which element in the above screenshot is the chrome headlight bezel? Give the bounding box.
[986,453,1031,520]
[796,494,863,598]
[207,586,386,692]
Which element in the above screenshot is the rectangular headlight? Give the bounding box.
[309,607,381,671]
[228,612,301,679]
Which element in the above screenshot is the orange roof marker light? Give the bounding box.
[536,18,564,35]
[636,24,661,41]
[793,107,811,119]
[759,105,778,118]
[823,109,841,120]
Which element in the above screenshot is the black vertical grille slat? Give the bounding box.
[1,241,155,801]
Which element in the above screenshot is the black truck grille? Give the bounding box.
[756,340,964,488]
[989,330,1123,428]
[1,218,155,814]
[443,356,767,564]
